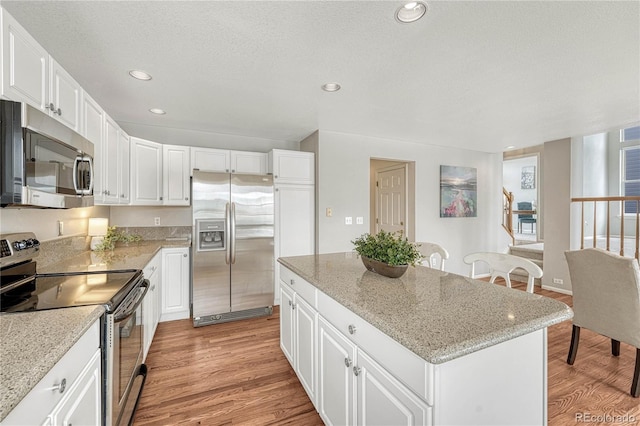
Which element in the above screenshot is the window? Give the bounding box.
[621,125,640,213]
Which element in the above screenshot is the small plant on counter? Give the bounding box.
[94,226,141,251]
[351,230,423,266]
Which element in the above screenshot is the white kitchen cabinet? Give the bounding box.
[161,247,190,322]
[1,9,81,132]
[81,92,104,201]
[102,115,130,204]
[190,147,230,173]
[2,321,101,426]
[280,271,317,405]
[230,150,267,174]
[163,144,191,205]
[131,137,163,205]
[269,149,314,184]
[143,252,162,361]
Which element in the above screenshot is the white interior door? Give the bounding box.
[375,165,407,236]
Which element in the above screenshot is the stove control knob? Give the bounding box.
[25,238,38,248]
[13,240,27,250]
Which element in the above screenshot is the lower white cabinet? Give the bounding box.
[2,321,101,426]
[280,283,317,404]
[161,247,190,322]
[143,251,162,360]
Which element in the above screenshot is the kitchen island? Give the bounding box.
[278,252,573,426]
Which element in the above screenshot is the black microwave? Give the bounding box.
[1,100,94,208]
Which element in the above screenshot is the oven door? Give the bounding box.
[105,281,148,426]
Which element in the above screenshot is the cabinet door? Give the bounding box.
[1,8,48,110]
[49,59,81,132]
[230,151,267,174]
[161,248,190,321]
[163,145,191,205]
[270,150,314,184]
[103,115,120,204]
[82,93,104,202]
[190,147,230,173]
[295,296,317,404]
[275,184,315,257]
[280,284,295,366]
[54,349,102,426]
[356,350,432,426]
[317,317,356,426]
[131,137,163,205]
[118,130,130,204]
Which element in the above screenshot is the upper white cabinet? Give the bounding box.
[269,149,315,184]
[163,145,191,205]
[131,137,163,205]
[102,116,130,204]
[1,9,81,132]
[82,92,104,200]
[191,147,267,175]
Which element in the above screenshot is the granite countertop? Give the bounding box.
[278,252,573,364]
[0,305,105,422]
[0,239,191,421]
[37,239,191,274]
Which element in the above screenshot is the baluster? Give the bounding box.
[580,202,585,250]
[606,201,610,252]
[593,201,597,248]
[620,199,625,257]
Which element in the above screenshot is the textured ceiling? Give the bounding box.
[3,1,639,153]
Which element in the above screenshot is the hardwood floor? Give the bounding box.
[134,285,640,425]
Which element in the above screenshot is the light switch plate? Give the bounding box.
[356,217,363,224]
[345,217,352,225]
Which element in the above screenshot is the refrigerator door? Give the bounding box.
[192,171,231,321]
[230,174,274,312]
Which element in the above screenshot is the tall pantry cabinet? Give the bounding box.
[270,149,315,305]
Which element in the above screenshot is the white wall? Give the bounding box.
[316,130,503,276]
[0,206,110,241]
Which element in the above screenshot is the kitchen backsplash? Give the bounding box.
[116,226,192,241]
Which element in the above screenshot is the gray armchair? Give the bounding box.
[565,248,640,397]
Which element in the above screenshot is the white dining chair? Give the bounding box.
[417,242,449,271]
[463,252,543,293]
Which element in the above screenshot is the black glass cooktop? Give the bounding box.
[1,270,142,313]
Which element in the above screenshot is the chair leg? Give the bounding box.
[632,348,640,398]
[612,339,620,356]
[567,325,580,365]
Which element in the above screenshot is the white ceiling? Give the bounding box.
[3,1,639,153]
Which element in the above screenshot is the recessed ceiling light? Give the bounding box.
[129,70,152,81]
[395,1,427,23]
[505,145,516,150]
[149,108,166,115]
[322,83,341,92]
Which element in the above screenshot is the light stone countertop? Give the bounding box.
[278,252,573,364]
[0,239,191,422]
[0,305,105,422]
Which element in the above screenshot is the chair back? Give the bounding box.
[463,252,543,293]
[417,242,449,271]
[517,201,533,219]
[565,248,640,348]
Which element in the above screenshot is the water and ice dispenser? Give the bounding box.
[196,220,225,251]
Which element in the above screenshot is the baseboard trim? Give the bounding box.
[541,285,573,296]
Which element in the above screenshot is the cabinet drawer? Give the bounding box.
[3,320,100,425]
[143,251,161,279]
[279,266,317,308]
[317,291,432,405]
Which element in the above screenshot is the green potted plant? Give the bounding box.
[94,226,141,251]
[351,230,423,278]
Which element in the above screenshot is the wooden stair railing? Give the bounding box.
[571,196,640,260]
[502,188,515,245]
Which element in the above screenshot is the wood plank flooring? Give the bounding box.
[134,284,640,425]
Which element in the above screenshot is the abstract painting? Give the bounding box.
[440,165,477,218]
[521,166,535,189]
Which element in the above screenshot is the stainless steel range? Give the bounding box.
[0,232,148,426]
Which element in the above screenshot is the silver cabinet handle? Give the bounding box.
[185,197,189,201]
[183,253,188,257]
[231,169,235,173]
[348,324,357,335]
[55,108,61,115]
[49,378,67,393]
[274,175,278,179]
[290,279,295,285]
[353,366,361,376]
[344,357,352,367]
[46,103,55,111]
[121,194,125,198]
[292,303,296,310]
[150,285,155,291]
[160,196,163,200]
[226,169,229,172]
[288,300,292,306]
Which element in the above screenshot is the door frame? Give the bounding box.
[370,159,415,241]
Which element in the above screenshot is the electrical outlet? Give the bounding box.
[553,278,563,285]
[345,217,352,225]
[326,208,332,217]
[356,216,363,225]
[154,217,161,226]
[58,221,64,236]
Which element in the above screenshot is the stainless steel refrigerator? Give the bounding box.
[191,170,274,327]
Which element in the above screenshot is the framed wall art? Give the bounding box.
[521,166,535,189]
[440,165,477,218]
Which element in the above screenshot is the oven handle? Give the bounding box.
[0,275,35,295]
[113,280,149,323]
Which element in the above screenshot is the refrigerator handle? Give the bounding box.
[225,202,231,265]
[230,202,237,264]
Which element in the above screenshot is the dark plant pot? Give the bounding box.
[361,256,408,278]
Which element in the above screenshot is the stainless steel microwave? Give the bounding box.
[1,100,94,208]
